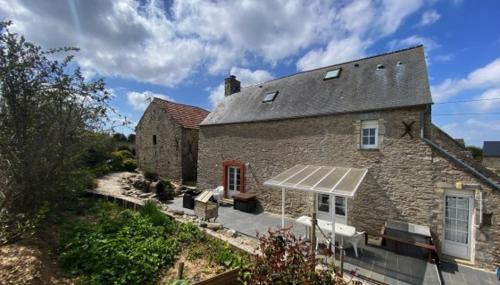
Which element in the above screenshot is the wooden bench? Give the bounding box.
[378,220,439,264]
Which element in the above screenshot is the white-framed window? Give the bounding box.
[318,194,330,212]
[361,120,378,149]
[317,194,347,224]
[335,196,346,216]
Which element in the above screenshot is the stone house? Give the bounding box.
[197,46,500,269]
[483,141,500,171]
[136,98,209,182]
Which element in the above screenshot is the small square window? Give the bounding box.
[360,120,378,149]
[324,68,342,80]
[262,91,278,103]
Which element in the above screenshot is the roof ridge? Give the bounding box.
[241,45,424,90]
[153,97,209,113]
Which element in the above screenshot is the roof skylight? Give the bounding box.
[262,91,278,103]
[324,68,342,80]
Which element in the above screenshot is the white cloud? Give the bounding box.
[0,0,426,90]
[417,10,440,27]
[296,0,424,71]
[471,88,500,111]
[0,0,336,86]
[432,58,500,101]
[127,91,174,111]
[208,67,274,108]
[433,53,455,62]
[297,37,367,71]
[388,35,440,51]
[441,118,500,147]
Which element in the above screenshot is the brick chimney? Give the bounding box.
[224,75,241,96]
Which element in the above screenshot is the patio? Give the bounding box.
[167,196,497,285]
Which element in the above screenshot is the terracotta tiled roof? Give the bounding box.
[153,98,209,129]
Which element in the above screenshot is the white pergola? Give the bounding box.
[263,164,368,251]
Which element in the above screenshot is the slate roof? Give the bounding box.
[153,98,209,129]
[483,141,500,157]
[202,46,432,126]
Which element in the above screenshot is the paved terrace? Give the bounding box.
[167,196,497,285]
[92,173,497,285]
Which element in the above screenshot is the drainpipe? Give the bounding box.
[419,104,500,190]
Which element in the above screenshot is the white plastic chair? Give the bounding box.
[345,231,366,257]
[212,186,224,205]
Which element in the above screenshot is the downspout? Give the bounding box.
[420,104,500,190]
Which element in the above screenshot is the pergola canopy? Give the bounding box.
[264,165,368,197]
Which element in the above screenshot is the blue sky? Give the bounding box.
[1,0,499,146]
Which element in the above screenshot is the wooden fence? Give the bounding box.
[192,268,240,285]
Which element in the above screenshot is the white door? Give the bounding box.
[317,194,347,224]
[226,166,240,197]
[442,193,473,259]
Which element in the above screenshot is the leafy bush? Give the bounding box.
[59,201,190,285]
[122,159,137,172]
[112,150,134,160]
[144,171,159,182]
[0,206,48,244]
[90,162,112,177]
[108,150,136,172]
[117,144,133,153]
[249,227,337,285]
[156,180,175,201]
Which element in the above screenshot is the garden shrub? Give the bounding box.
[249,227,337,285]
[122,159,137,172]
[108,150,136,172]
[90,162,111,177]
[156,180,175,201]
[59,202,185,285]
[112,149,134,160]
[144,170,159,182]
[116,144,133,153]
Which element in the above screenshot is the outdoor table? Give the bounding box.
[381,219,437,263]
[296,216,364,257]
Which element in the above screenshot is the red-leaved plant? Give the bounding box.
[249,227,342,285]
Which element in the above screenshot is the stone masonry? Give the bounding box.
[197,106,500,270]
[136,102,183,180]
[136,99,208,182]
[483,157,500,172]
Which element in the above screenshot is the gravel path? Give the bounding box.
[94,172,137,196]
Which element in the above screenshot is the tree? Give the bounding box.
[466,146,482,161]
[0,21,112,215]
[127,133,136,143]
[112,132,127,142]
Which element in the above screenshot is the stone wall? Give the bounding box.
[181,128,200,182]
[483,157,500,172]
[198,106,500,270]
[136,103,183,181]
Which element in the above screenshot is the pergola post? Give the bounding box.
[331,194,342,277]
[311,193,317,261]
[330,194,336,255]
[281,187,285,228]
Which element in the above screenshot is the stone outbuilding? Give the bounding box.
[483,141,500,172]
[136,98,209,182]
[197,46,500,270]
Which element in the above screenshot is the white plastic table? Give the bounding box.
[296,216,364,257]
